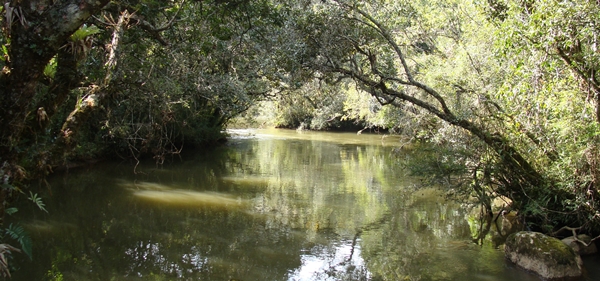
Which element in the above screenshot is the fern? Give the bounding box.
[28,192,48,213]
[4,208,17,216]
[5,224,32,260]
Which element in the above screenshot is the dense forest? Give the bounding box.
[1,0,599,275]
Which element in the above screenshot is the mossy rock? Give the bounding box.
[505,231,583,280]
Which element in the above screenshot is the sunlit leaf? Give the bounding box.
[28,192,48,213]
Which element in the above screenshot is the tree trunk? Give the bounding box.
[59,10,130,145]
[0,0,109,220]
[340,67,543,191]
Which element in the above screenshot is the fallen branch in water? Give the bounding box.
[552,226,600,247]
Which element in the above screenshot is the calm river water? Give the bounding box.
[10,129,598,280]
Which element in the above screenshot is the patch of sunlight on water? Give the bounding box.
[23,219,77,234]
[119,180,181,191]
[124,181,246,208]
[227,128,404,147]
[133,189,245,208]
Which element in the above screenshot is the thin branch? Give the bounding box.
[552,226,600,247]
[338,1,453,116]
[129,0,186,46]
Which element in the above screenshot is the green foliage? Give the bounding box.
[0,45,7,62]
[266,80,393,131]
[28,192,48,213]
[43,57,57,79]
[46,264,64,281]
[3,0,600,263]
[342,86,425,134]
[5,208,18,216]
[19,0,289,163]
[69,25,102,42]
[271,0,600,234]
[4,224,32,260]
[479,0,600,231]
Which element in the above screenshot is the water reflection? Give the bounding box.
[291,238,369,281]
[10,129,550,280]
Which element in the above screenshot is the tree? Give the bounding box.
[482,0,600,233]
[488,0,600,122]
[0,1,112,275]
[288,0,599,233]
[0,0,284,193]
[0,0,111,224]
[296,1,538,196]
[0,0,286,271]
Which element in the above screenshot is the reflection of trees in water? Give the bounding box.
[20,193,307,280]
[359,191,506,281]
[283,190,490,281]
[11,135,513,280]
[11,150,303,280]
[224,138,388,234]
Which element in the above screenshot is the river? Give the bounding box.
[9,129,598,280]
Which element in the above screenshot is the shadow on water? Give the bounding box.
[7,129,599,280]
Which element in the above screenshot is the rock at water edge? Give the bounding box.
[505,231,583,280]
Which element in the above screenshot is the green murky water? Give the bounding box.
[9,129,586,280]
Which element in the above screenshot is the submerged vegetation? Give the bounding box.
[1,0,600,275]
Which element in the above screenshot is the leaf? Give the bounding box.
[70,24,102,42]
[28,192,48,213]
[0,45,7,62]
[4,208,17,216]
[43,57,57,79]
[5,224,32,260]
